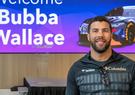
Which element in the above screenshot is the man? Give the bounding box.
[65,16,135,95]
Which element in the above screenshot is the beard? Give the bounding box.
[90,37,111,53]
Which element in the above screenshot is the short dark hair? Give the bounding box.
[88,16,112,33]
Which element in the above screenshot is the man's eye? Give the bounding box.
[103,29,109,32]
[92,29,98,32]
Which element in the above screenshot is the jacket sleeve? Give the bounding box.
[65,66,79,95]
[131,64,135,95]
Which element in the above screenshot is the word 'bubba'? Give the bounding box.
[0,8,58,25]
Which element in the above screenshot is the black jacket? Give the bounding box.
[65,51,135,95]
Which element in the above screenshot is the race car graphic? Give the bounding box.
[78,6,135,47]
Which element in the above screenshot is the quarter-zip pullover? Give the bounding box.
[65,51,135,95]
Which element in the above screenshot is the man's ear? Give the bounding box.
[87,33,90,41]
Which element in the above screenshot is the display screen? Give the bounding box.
[0,0,135,53]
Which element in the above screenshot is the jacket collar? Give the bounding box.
[80,50,120,67]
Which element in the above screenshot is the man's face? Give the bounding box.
[87,21,112,53]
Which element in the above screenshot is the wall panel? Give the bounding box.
[0,53,134,88]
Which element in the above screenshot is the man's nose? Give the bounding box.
[97,31,104,36]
